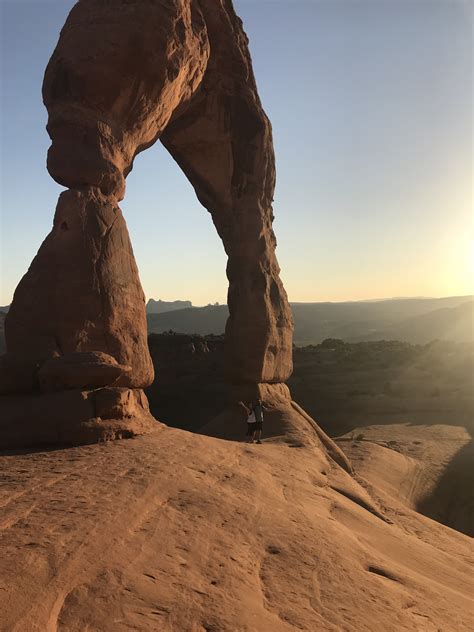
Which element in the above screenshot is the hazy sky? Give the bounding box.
[1,0,472,306]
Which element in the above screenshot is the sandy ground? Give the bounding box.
[0,415,472,631]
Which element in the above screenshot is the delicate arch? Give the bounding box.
[5,0,293,415]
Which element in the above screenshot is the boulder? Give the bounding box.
[94,386,150,420]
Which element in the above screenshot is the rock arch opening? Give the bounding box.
[125,141,230,430]
[122,140,228,310]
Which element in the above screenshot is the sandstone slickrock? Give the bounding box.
[2,426,472,630]
[1,0,294,445]
[38,351,132,392]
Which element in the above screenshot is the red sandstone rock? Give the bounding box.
[6,188,153,389]
[38,351,132,392]
[162,0,294,384]
[43,0,210,201]
[0,352,40,395]
[0,388,158,448]
[2,0,295,446]
[39,0,294,387]
[94,386,151,421]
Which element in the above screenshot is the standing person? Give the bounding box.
[245,403,257,443]
[252,399,267,444]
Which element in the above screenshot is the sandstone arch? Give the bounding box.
[1,0,293,445]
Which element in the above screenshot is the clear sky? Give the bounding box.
[0,0,472,306]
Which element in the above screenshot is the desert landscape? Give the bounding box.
[1,412,473,631]
[1,0,472,631]
[144,296,474,346]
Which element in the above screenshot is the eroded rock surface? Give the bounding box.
[1,427,471,631]
[2,0,294,445]
[38,351,132,392]
[7,188,153,389]
[0,387,157,449]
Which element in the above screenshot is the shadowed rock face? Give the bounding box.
[2,0,293,444]
[7,188,153,389]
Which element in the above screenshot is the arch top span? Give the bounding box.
[2,0,294,446]
[43,0,211,200]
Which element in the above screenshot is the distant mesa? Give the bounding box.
[1,296,472,369]
[146,298,192,314]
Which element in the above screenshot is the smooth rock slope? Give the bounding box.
[337,423,474,537]
[1,409,472,631]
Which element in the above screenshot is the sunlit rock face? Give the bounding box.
[2,0,294,445]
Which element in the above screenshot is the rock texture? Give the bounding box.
[38,352,132,392]
[1,425,472,630]
[337,424,474,537]
[6,189,153,389]
[0,388,157,449]
[2,0,293,445]
[160,0,294,385]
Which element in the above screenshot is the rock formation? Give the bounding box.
[1,0,294,446]
[146,299,193,314]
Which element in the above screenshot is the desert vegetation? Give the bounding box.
[290,338,474,437]
[146,334,474,438]
[145,296,474,345]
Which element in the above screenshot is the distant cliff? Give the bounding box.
[146,298,192,314]
[146,296,474,345]
[147,304,228,336]
[1,296,472,354]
